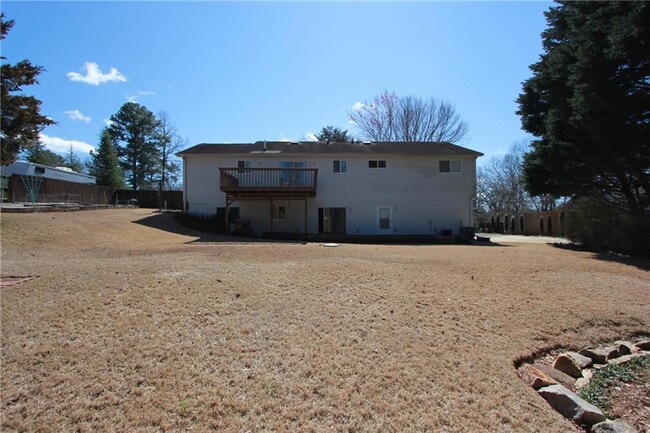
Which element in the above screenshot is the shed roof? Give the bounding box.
[177,141,484,157]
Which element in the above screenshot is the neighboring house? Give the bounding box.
[178,141,483,238]
[0,161,96,184]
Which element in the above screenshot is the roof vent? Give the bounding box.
[290,141,300,145]
[362,141,372,145]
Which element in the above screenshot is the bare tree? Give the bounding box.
[349,91,469,143]
[154,111,186,207]
[476,140,531,216]
[476,139,567,217]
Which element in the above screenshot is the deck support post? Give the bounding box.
[269,198,274,235]
[225,195,234,233]
[304,194,308,241]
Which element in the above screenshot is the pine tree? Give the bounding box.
[108,102,158,190]
[316,126,353,143]
[88,128,125,187]
[64,145,83,173]
[24,141,65,167]
[517,2,649,216]
[1,13,55,165]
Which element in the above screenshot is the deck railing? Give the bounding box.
[219,168,318,193]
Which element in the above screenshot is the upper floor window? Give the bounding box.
[439,160,461,173]
[368,160,387,169]
[333,160,347,173]
[34,167,46,174]
[237,160,252,173]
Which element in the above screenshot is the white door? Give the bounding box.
[377,206,393,233]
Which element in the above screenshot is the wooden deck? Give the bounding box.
[219,168,317,198]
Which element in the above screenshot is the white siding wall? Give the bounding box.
[183,153,477,235]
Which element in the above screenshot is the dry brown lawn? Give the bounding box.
[1,209,648,432]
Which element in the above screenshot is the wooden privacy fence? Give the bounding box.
[2,174,115,205]
[1,175,183,209]
[113,189,183,209]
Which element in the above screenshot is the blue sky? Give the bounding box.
[2,1,552,165]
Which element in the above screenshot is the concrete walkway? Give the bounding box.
[482,233,571,244]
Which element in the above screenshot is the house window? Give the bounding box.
[237,160,252,173]
[439,160,461,173]
[216,207,240,221]
[280,161,308,186]
[34,167,46,174]
[333,160,347,173]
[273,205,287,220]
[368,160,387,169]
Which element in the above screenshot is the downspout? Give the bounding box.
[182,156,188,211]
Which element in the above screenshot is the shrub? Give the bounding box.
[564,197,650,257]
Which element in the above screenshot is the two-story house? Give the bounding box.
[178,141,483,238]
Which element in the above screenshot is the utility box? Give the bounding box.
[460,226,475,241]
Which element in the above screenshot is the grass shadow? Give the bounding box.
[550,243,650,271]
[133,212,515,247]
[132,211,307,245]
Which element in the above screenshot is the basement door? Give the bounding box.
[318,207,346,234]
[377,206,393,233]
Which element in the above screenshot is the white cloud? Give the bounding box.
[65,109,91,123]
[103,118,114,127]
[39,133,95,155]
[304,132,318,142]
[352,101,365,111]
[348,119,358,125]
[126,90,155,103]
[67,62,127,86]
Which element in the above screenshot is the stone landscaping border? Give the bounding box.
[517,339,650,432]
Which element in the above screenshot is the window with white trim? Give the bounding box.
[333,160,347,173]
[368,160,387,169]
[439,160,461,173]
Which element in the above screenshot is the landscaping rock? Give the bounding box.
[614,340,636,355]
[553,352,593,378]
[634,339,650,351]
[574,377,589,390]
[532,363,576,390]
[591,420,638,433]
[537,384,606,426]
[519,364,558,389]
[608,354,635,365]
[581,368,593,380]
[579,347,618,364]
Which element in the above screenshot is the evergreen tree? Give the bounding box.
[109,102,159,190]
[517,2,649,216]
[1,13,55,165]
[23,141,65,167]
[88,128,124,187]
[316,126,353,143]
[64,145,83,173]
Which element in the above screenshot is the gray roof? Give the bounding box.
[177,141,484,157]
